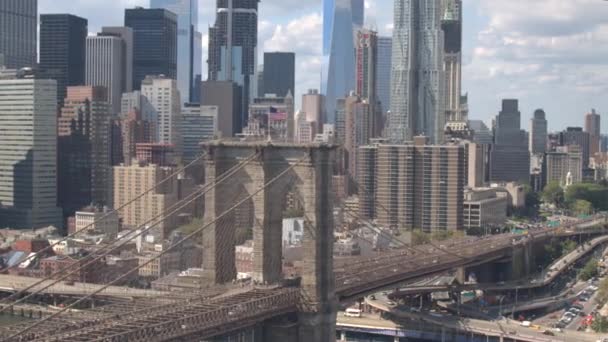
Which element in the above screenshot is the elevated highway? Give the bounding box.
[2,215,606,341]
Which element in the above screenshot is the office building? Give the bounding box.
[125,8,177,90]
[355,29,380,137]
[529,109,548,154]
[468,120,493,145]
[113,163,178,238]
[0,69,62,229]
[118,106,155,165]
[135,143,175,167]
[141,76,182,154]
[208,0,259,129]
[585,109,601,157]
[58,86,112,214]
[323,0,362,123]
[263,52,295,98]
[389,0,445,144]
[243,93,295,141]
[181,104,218,163]
[39,14,88,106]
[344,95,372,188]
[559,127,590,168]
[442,0,464,123]
[463,188,508,232]
[302,89,325,132]
[86,27,134,115]
[74,207,120,237]
[201,80,243,138]
[601,135,608,153]
[467,142,488,188]
[358,139,465,233]
[256,65,265,98]
[150,0,202,103]
[545,146,583,186]
[0,0,37,69]
[295,111,317,144]
[376,36,392,118]
[489,100,530,183]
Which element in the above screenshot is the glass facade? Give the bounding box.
[150,0,201,104]
[376,36,392,115]
[389,0,445,144]
[0,0,37,69]
[125,8,178,91]
[322,0,364,124]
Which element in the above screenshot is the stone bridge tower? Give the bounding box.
[201,141,337,342]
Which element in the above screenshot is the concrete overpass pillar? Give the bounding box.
[456,267,466,283]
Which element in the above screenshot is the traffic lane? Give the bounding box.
[566,282,600,331]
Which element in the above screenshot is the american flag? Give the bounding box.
[269,106,287,121]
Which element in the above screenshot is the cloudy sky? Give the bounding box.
[40,0,608,133]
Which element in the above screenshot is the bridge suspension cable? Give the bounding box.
[0,152,260,315]
[0,152,210,275]
[4,155,309,341]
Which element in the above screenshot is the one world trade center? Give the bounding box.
[322,0,364,124]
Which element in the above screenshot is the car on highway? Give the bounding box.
[542,330,555,336]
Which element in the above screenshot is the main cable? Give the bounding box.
[4,155,308,341]
[0,153,260,313]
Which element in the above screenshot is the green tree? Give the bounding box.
[571,199,593,216]
[579,259,599,281]
[541,181,564,207]
[560,240,577,255]
[592,316,608,333]
[565,183,608,211]
[595,278,608,305]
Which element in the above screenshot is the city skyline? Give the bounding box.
[36,0,608,134]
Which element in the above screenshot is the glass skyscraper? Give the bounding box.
[322,0,364,124]
[208,0,260,131]
[150,0,201,104]
[125,8,178,91]
[0,0,37,69]
[376,36,392,115]
[389,0,445,144]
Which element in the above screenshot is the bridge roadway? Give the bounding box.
[391,233,608,296]
[3,216,606,341]
[365,296,605,342]
[0,274,173,299]
[335,216,608,300]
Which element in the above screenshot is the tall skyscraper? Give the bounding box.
[344,95,372,188]
[585,109,601,157]
[489,100,530,183]
[208,0,259,129]
[0,68,62,229]
[560,127,591,168]
[141,76,182,154]
[86,27,134,115]
[58,86,112,214]
[0,0,37,69]
[376,36,392,116]
[323,0,363,124]
[201,81,243,138]
[355,28,379,137]
[125,8,177,90]
[262,52,295,98]
[389,0,445,144]
[358,139,465,233]
[302,89,325,131]
[529,109,548,154]
[150,0,201,104]
[118,106,154,166]
[39,14,88,106]
[442,0,464,123]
